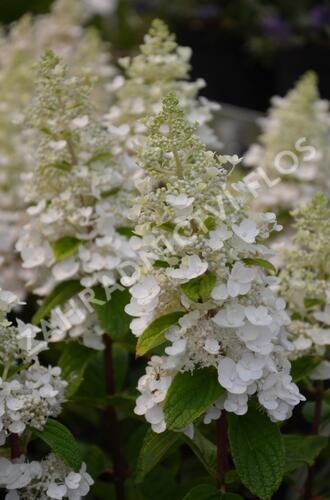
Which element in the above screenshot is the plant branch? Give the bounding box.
[103,334,128,500]
[216,411,229,491]
[10,433,22,459]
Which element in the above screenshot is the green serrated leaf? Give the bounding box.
[140,465,178,500]
[58,343,97,397]
[291,356,321,382]
[81,443,109,479]
[136,429,180,482]
[242,258,277,275]
[75,353,106,400]
[136,311,185,356]
[182,484,220,500]
[164,368,225,430]
[32,280,83,325]
[52,236,82,262]
[32,419,82,471]
[228,407,285,500]
[93,286,131,340]
[182,484,242,500]
[181,272,216,303]
[283,434,328,473]
[183,428,217,478]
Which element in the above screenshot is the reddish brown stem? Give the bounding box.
[9,433,22,459]
[103,334,128,500]
[303,381,323,500]
[216,411,229,491]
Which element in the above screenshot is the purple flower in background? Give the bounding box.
[309,5,330,26]
[260,13,292,40]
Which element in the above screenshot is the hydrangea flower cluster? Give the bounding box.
[104,19,221,159]
[245,72,330,210]
[0,0,115,296]
[0,288,67,444]
[280,193,330,377]
[17,19,223,349]
[0,290,93,498]
[16,51,136,349]
[126,93,304,433]
[0,363,67,444]
[0,453,93,500]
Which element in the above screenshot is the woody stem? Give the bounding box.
[216,411,229,491]
[103,334,128,500]
[10,433,22,459]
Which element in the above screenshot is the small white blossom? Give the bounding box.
[167,255,208,283]
[232,219,259,244]
[227,262,256,298]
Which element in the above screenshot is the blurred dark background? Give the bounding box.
[1,0,330,111]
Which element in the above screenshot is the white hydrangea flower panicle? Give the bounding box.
[127,93,304,433]
[104,18,221,159]
[280,193,330,375]
[0,289,46,366]
[0,0,115,296]
[0,288,67,445]
[0,290,92,499]
[0,454,93,499]
[16,51,137,348]
[0,363,67,445]
[244,71,330,211]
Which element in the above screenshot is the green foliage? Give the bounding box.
[136,429,180,482]
[81,443,109,479]
[283,434,328,472]
[302,400,330,423]
[304,297,325,309]
[93,285,132,340]
[291,356,321,382]
[75,352,107,401]
[181,272,217,303]
[183,429,217,478]
[228,407,285,499]
[139,465,179,500]
[182,484,220,500]
[164,368,225,430]
[136,311,185,356]
[242,258,277,275]
[32,419,83,471]
[42,160,72,172]
[52,236,82,261]
[58,343,98,397]
[182,484,243,500]
[116,226,136,237]
[32,280,83,325]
